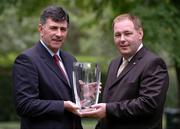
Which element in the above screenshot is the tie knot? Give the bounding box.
[53,54,60,62]
[123,59,128,65]
[117,58,129,77]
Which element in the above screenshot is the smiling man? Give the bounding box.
[12,5,82,129]
[80,13,169,129]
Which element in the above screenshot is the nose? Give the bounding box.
[56,29,62,37]
[120,34,125,41]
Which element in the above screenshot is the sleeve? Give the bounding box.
[12,54,64,118]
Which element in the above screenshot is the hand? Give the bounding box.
[64,101,80,115]
[78,103,106,119]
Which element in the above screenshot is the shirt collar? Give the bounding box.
[40,40,60,57]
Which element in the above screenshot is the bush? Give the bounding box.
[0,66,19,121]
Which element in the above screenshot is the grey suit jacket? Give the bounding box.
[96,47,169,129]
[13,42,82,129]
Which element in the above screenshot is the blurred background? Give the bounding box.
[0,0,180,129]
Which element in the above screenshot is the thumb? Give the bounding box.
[91,103,101,108]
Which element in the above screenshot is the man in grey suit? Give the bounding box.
[12,5,82,129]
[80,13,169,129]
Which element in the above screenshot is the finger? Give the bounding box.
[79,80,85,85]
[80,110,98,117]
[91,104,102,108]
[75,110,83,117]
[70,102,80,109]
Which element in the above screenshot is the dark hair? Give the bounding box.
[40,5,69,26]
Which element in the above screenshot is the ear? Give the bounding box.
[38,24,43,32]
[38,24,44,37]
[138,28,144,40]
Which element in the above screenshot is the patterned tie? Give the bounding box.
[53,54,69,81]
[117,59,128,77]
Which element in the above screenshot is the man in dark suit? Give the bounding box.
[12,5,82,129]
[80,14,169,129]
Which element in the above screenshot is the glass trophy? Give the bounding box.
[72,62,101,112]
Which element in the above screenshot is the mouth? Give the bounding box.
[120,45,129,49]
[52,38,62,42]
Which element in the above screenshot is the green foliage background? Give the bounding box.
[0,0,180,121]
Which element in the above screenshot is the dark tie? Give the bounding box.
[53,54,68,81]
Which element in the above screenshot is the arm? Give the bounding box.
[106,57,169,119]
[12,54,78,117]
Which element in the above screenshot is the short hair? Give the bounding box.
[113,13,143,30]
[40,5,69,26]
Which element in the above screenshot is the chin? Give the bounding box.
[120,50,129,54]
[120,51,131,57]
[52,43,62,48]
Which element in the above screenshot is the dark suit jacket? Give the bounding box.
[13,42,82,129]
[96,47,169,129]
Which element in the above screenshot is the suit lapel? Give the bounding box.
[117,58,137,81]
[60,51,74,88]
[36,42,70,86]
[110,47,146,88]
[111,57,122,83]
[104,57,121,89]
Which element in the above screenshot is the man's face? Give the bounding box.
[38,18,68,53]
[113,18,143,59]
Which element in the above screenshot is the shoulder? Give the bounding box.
[111,56,121,63]
[141,48,168,70]
[22,42,41,57]
[14,42,39,65]
[143,48,166,64]
[106,56,121,72]
[16,41,40,59]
